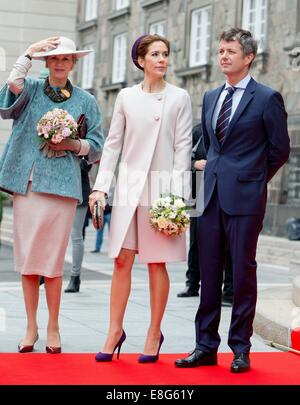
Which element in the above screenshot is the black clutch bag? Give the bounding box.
[77,114,87,139]
[92,201,104,229]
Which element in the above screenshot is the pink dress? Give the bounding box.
[13,183,77,277]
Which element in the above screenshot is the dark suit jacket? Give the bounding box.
[201,78,290,215]
[191,124,206,201]
[80,158,92,206]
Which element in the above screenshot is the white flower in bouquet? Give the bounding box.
[36,108,78,158]
[149,194,190,236]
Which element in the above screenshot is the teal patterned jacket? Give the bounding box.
[0,77,103,202]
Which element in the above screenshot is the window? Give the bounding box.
[189,6,211,67]
[112,33,127,83]
[242,0,267,52]
[116,0,129,10]
[85,0,98,21]
[149,20,166,36]
[81,45,95,89]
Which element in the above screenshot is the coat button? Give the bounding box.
[154,116,160,121]
[157,96,163,101]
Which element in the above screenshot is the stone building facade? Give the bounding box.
[0,0,299,236]
[0,0,77,150]
[76,0,300,235]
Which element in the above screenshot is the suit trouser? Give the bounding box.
[195,187,264,354]
[185,216,200,289]
[185,216,233,296]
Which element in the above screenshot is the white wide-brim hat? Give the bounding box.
[32,36,93,60]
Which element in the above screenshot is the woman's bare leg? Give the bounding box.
[143,263,169,354]
[20,275,39,344]
[45,276,62,348]
[101,248,136,353]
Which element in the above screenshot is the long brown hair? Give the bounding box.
[136,35,170,60]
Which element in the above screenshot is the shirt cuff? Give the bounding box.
[76,139,90,156]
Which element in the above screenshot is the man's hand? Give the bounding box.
[194,159,207,171]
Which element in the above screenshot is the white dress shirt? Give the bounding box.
[212,73,251,132]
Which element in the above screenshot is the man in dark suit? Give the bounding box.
[177,124,234,306]
[175,28,290,372]
[177,124,205,297]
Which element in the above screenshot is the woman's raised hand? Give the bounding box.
[25,37,60,57]
[89,191,106,215]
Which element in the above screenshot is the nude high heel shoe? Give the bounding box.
[18,333,39,353]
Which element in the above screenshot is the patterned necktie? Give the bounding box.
[215,86,236,144]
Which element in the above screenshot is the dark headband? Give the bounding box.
[131,35,147,70]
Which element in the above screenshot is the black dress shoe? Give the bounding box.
[177,287,199,298]
[221,296,233,307]
[230,353,250,373]
[175,349,217,368]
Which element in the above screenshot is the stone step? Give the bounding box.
[293,276,300,307]
[1,228,12,237]
[290,259,300,278]
[254,286,297,347]
[256,254,290,268]
[1,213,298,268]
[258,235,298,248]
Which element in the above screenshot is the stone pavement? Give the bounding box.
[1,206,293,355]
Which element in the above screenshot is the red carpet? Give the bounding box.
[0,352,299,385]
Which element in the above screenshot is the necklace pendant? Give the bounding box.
[60,89,70,98]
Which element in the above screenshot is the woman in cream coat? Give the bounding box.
[90,34,192,362]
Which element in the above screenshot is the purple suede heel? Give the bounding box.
[138,332,164,363]
[95,330,126,362]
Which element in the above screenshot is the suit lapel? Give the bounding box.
[222,78,256,146]
[207,85,224,148]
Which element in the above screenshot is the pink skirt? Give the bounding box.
[13,183,77,277]
[121,206,186,263]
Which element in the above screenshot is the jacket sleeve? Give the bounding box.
[171,90,193,200]
[7,55,32,95]
[0,77,35,120]
[263,91,290,182]
[84,95,104,164]
[93,90,125,194]
[191,135,207,170]
[201,92,211,154]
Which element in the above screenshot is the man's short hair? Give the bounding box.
[220,28,258,60]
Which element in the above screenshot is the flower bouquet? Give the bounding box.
[37,108,78,158]
[149,194,190,236]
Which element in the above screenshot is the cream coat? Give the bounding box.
[93,82,192,261]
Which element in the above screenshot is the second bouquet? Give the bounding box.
[149,194,190,237]
[37,108,78,158]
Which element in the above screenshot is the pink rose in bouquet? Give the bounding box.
[149,194,190,236]
[37,108,78,158]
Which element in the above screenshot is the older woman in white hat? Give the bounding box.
[0,37,103,353]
